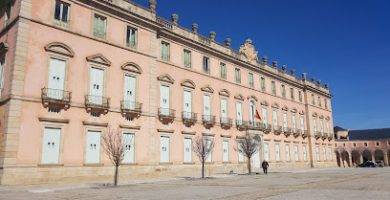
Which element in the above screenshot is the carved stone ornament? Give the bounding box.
[180,79,196,89]
[239,39,259,64]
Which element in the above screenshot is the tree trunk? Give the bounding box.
[202,159,205,178]
[114,165,119,186]
[247,157,251,175]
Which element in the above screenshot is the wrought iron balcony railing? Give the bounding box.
[85,95,110,114]
[236,120,248,130]
[41,88,71,110]
[314,131,322,139]
[247,121,261,130]
[220,117,233,129]
[283,127,292,137]
[120,100,142,117]
[261,123,272,133]
[158,108,175,123]
[202,115,216,128]
[273,125,283,135]
[182,112,197,126]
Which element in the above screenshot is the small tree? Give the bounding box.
[236,134,260,174]
[102,129,128,186]
[193,136,214,178]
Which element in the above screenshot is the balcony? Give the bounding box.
[321,133,328,140]
[247,121,262,130]
[273,125,283,135]
[158,108,175,123]
[293,129,301,138]
[182,112,197,126]
[202,115,216,128]
[314,131,322,140]
[41,88,71,110]
[120,100,142,118]
[302,130,309,138]
[283,127,292,137]
[328,133,334,141]
[85,95,110,114]
[220,117,233,129]
[236,120,248,131]
[261,123,272,134]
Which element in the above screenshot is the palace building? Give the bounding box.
[0,0,335,185]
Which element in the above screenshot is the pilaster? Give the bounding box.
[302,86,314,168]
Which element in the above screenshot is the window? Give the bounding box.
[205,138,213,162]
[93,14,107,39]
[183,49,191,67]
[220,62,226,79]
[222,140,229,162]
[313,117,317,133]
[54,0,70,25]
[41,127,61,164]
[281,85,286,97]
[324,98,328,109]
[235,68,241,83]
[376,142,380,147]
[298,91,302,102]
[220,98,228,121]
[260,77,266,91]
[329,146,333,160]
[323,145,327,161]
[311,94,315,105]
[86,130,101,164]
[123,133,135,163]
[89,67,105,105]
[160,136,170,162]
[303,145,307,161]
[290,88,294,100]
[203,57,210,73]
[0,53,5,97]
[272,110,278,127]
[275,143,280,161]
[326,120,330,134]
[183,90,192,117]
[47,58,66,99]
[248,72,254,87]
[315,146,320,161]
[318,96,321,107]
[300,115,305,133]
[271,81,276,95]
[261,107,268,127]
[320,119,324,135]
[364,142,368,147]
[264,143,270,161]
[160,85,170,113]
[4,4,11,26]
[353,143,356,147]
[126,26,137,48]
[292,113,297,132]
[283,111,288,131]
[294,144,299,161]
[285,144,290,161]
[183,138,192,162]
[236,101,243,123]
[161,41,170,61]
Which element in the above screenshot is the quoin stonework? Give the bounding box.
[0,0,336,185]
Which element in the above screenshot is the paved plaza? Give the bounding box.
[1,167,389,200]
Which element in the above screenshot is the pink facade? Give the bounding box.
[0,0,336,185]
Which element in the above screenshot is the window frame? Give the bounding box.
[248,72,254,87]
[126,25,138,49]
[161,41,170,61]
[93,13,108,39]
[234,68,241,83]
[183,49,191,68]
[203,56,210,74]
[53,0,71,27]
[219,62,227,79]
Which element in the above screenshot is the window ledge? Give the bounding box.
[38,164,64,167]
[83,163,104,167]
[183,162,195,165]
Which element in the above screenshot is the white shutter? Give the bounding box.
[48,58,66,99]
[252,149,260,168]
[160,136,170,163]
[184,138,192,162]
[86,131,101,164]
[89,67,104,104]
[183,90,192,114]
[124,75,136,109]
[238,140,244,162]
[261,108,267,126]
[323,145,327,161]
[294,145,299,161]
[41,128,61,164]
[249,101,255,124]
[273,110,278,127]
[283,111,287,130]
[264,143,269,161]
[123,133,135,163]
[236,102,242,122]
[221,99,228,118]
[303,145,307,161]
[316,146,320,161]
[300,116,305,133]
[275,143,280,161]
[206,139,212,162]
[285,144,290,161]
[160,85,170,115]
[203,95,210,115]
[292,113,296,131]
[222,140,229,162]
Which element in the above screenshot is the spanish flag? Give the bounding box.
[255,109,262,121]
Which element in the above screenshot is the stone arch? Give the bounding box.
[290,108,297,113]
[374,149,384,162]
[44,42,74,57]
[234,94,244,101]
[260,100,269,107]
[219,89,230,97]
[201,85,214,93]
[281,105,288,111]
[180,79,196,89]
[271,103,279,109]
[121,62,143,74]
[351,149,361,165]
[362,149,372,162]
[341,150,350,167]
[247,95,258,102]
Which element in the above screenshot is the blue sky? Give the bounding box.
[135,0,390,130]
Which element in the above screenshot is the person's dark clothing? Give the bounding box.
[261,161,269,175]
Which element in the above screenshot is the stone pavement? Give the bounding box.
[1,167,389,200]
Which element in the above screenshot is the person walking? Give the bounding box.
[261,160,269,175]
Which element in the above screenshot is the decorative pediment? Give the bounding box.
[319,115,324,119]
[219,89,230,97]
[234,94,244,101]
[180,79,196,89]
[282,106,289,111]
[44,42,74,57]
[86,54,111,66]
[201,85,214,93]
[239,39,259,64]
[290,108,297,113]
[272,103,280,109]
[157,74,175,84]
[0,42,9,54]
[260,100,269,106]
[299,110,305,115]
[312,112,318,117]
[121,62,142,74]
[325,116,330,120]
[247,95,258,102]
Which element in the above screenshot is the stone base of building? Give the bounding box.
[0,161,338,185]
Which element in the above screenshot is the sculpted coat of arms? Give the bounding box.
[239,39,259,64]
